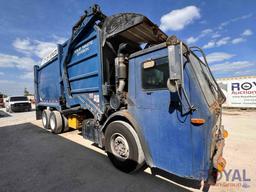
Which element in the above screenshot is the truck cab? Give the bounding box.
[34,5,227,184]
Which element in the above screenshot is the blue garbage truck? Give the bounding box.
[34,5,227,184]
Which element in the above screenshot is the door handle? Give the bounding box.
[146,92,152,95]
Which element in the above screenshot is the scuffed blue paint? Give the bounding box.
[128,47,216,180]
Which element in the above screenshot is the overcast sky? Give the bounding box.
[0,0,255,95]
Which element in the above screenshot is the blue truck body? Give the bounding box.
[34,5,227,184]
[35,26,103,114]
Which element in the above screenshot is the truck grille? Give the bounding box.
[14,103,29,107]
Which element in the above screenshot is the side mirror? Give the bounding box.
[5,100,8,102]
[167,44,183,92]
[167,43,195,113]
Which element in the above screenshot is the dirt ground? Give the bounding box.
[209,109,256,192]
[0,108,255,192]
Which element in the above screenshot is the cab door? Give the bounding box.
[130,48,193,177]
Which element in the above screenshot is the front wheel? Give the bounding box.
[105,121,145,173]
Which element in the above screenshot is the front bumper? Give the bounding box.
[207,125,227,184]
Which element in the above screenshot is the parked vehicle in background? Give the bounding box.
[5,96,32,113]
[34,5,227,185]
[0,94,4,108]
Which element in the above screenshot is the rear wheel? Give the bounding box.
[42,109,50,129]
[49,111,63,134]
[105,121,145,173]
[62,114,69,132]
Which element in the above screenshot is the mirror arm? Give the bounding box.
[189,46,208,66]
[178,82,196,112]
[179,42,196,112]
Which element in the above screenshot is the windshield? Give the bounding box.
[188,51,225,106]
[10,96,28,102]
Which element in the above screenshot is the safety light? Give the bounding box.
[191,118,205,125]
[217,157,226,172]
[223,130,228,138]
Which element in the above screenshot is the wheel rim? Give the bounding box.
[42,113,47,126]
[50,116,55,130]
[110,133,129,160]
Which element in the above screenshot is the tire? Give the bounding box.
[49,111,63,134]
[62,114,69,132]
[105,121,145,173]
[42,109,50,129]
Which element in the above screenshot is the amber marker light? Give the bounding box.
[217,157,226,172]
[191,118,205,125]
[223,130,228,138]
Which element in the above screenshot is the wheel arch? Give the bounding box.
[101,110,153,167]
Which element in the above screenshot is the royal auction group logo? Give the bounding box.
[215,169,251,189]
[231,82,256,95]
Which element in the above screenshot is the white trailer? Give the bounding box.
[217,76,256,108]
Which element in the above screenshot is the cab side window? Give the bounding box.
[141,57,169,90]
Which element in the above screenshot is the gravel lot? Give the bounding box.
[0,108,255,192]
